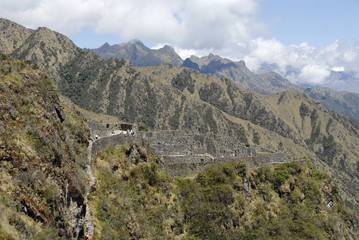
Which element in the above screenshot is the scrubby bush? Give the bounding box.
[90,145,356,240]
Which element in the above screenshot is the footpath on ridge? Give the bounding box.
[83,139,95,238]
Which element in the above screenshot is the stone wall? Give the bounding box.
[92,134,140,156]
[90,125,290,176]
[88,121,137,138]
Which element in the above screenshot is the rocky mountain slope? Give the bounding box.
[0,18,81,83]
[0,55,89,238]
[0,18,358,224]
[0,18,33,54]
[93,40,183,67]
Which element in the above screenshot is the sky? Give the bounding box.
[1,0,359,92]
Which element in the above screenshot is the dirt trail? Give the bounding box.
[84,139,95,237]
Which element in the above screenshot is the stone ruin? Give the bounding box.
[89,122,291,176]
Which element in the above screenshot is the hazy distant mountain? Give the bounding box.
[92,40,183,67]
[187,54,359,122]
[189,54,300,95]
[304,87,359,120]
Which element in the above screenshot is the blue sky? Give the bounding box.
[1,0,359,92]
[65,0,359,49]
[70,26,122,49]
[260,0,359,46]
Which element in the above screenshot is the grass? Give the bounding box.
[89,144,357,239]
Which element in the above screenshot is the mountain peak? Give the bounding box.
[159,45,174,51]
[181,58,200,70]
[93,40,182,66]
[101,42,111,48]
[128,39,145,46]
[0,18,34,54]
[98,42,111,51]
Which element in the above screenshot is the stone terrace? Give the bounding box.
[90,122,290,176]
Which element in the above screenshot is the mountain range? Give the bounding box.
[92,40,359,122]
[0,18,358,238]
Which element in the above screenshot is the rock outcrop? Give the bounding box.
[0,55,89,238]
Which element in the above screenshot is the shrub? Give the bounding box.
[138,125,149,131]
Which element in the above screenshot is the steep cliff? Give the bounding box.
[0,55,89,239]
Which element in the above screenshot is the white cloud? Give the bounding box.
[1,0,359,92]
[332,66,345,72]
[0,0,264,51]
[297,64,331,84]
[0,0,103,33]
[242,38,359,87]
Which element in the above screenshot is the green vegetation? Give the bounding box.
[90,144,357,240]
[138,125,150,131]
[142,78,158,128]
[171,69,195,94]
[318,135,338,165]
[169,103,181,129]
[91,145,178,239]
[203,108,218,133]
[300,103,310,118]
[252,130,260,144]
